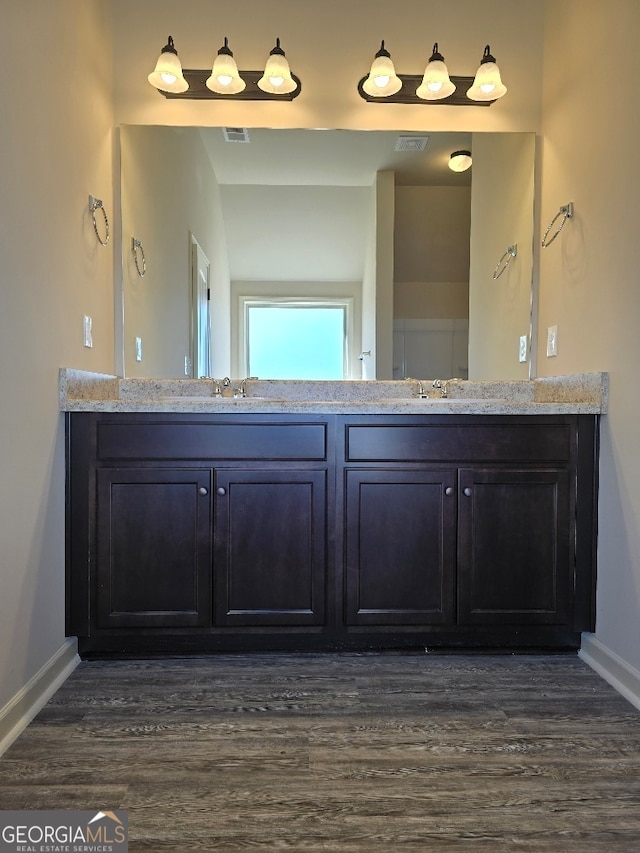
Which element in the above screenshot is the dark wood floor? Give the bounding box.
[1,653,640,851]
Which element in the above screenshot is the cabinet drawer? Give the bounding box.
[97,420,327,461]
[345,423,571,463]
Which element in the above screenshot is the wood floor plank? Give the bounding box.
[1,652,639,851]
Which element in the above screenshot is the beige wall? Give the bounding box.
[111,0,543,134]
[0,1,114,712]
[539,0,640,671]
[120,126,229,378]
[5,0,640,723]
[394,186,471,284]
[395,282,469,320]
[394,185,471,323]
[469,132,535,379]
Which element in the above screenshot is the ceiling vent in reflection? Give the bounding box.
[395,135,429,152]
[222,127,251,143]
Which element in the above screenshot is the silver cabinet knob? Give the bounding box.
[463,487,472,497]
[198,487,208,496]
[217,487,227,496]
[445,487,454,496]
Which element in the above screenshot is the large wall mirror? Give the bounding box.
[118,126,535,381]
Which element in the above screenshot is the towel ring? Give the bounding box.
[89,195,110,246]
[541,202,573,248]
[493,244,517,280]
[131,238,146,277]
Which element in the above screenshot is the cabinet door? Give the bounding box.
[96,469,211,628]
[345,469,456,626]
[457,468,571,625]
[214,469,327,627]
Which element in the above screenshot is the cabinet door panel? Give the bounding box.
[97,469,211,628]
[457,468,570,624]
[214,470,327,627]
[345,469,456,625]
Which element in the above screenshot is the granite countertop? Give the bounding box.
[59,370,608,415]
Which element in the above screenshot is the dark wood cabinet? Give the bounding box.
[96,468,212,629]
[66,411,599,654]
[344,468,456,626]
[213,468,327,627]
[456,467,570,625]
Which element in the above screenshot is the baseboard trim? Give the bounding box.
[0,638,80,757]
[579,633,640,713]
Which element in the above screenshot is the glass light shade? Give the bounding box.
[449,150,473,172]
[362,41,402,97]
[466,45,507,101]
[206,38,246,94]
[258,39,297,94]
[416,44,455,101]
[148,36,189,94]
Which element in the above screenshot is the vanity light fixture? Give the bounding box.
[357,41,505,106]
[206,37,246,94]
[361,41,402,97]
[448,150,472,172]
[149,35,301,100]
[148,36,189,94]
[257,38,298,95]
[466,45,507,101]
[416,43,456,100]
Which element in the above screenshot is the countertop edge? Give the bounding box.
[61,400,604,415]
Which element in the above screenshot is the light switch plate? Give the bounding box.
[519,335,527,363]
[546,325,558,357]
[135,336,143,362]
[83,315,93,348]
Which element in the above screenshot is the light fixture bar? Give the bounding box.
[357,74,494,106]
[157,69,302,100]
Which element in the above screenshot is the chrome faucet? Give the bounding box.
[233,377,259,398]
[433,378,461,399]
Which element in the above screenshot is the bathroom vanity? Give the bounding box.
[62,371,605,656]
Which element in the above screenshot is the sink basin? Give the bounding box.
[159,395,284,403]
[380,397,509,404]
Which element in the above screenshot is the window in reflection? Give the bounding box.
[245,301,350,379]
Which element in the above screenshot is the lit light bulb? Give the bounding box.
[466,45,507,102]
[361,41,402,98]
[148,36,189,94]
[206,38,246,95]
[415,44,455,102]
[269,75,285,87]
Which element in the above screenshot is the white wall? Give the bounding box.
[539,0,640,677]
[220,185,370,281]
[0,1,114,717]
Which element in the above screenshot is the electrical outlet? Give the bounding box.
[519,335,528,363]
[135,337,143,362]
[83,315,93,348]
[546,325,558,358]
